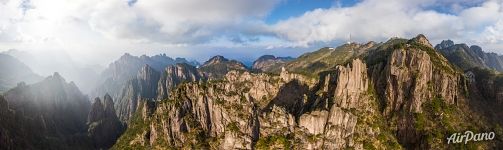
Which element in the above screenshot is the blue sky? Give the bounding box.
[1,0,503,65]
[265,0,358,24]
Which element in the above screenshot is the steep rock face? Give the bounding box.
[0,73,93,149]
[116,65,160,122]
[87,94,125,149]
[366,35,468,148]
[380,48,459,114]
[137,64,161,98]
[296,59,378,149]
[116,63,207,122]
[252,55,293,72]
[88,98,105,123]
[93,53,195,105]
[114,70,289,149]
[114,35,503,149]
[114,59,400,149]
[157,63,204,100]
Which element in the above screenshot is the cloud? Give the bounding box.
[88,0,281,44]
[268,0,503,51]
[1,0,280,44]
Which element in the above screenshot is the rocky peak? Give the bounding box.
[435,39,503,72]
[88,98,105,123]
[88,94,118,121]
[48,72,66,83]
[363,41,376,48]
[203,55,229,66]
[469,45,485,56]
[411,34,433,48]
[118,53,135,62]
[87,94,125,149]
[103,93,116,118]
[435,39,454,50]
[103,94,114,109]
[256,55,276,61]
[199,55,248,79]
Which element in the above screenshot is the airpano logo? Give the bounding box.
[447,131,495,144]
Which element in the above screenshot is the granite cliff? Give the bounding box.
[113,35,503,149]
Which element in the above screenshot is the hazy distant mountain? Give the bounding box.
[435,40,503,72]
[92,53,198,101]
[0,54,42,92]
[0,73,92,149]
[258,42,376,75]
[112,55,248,122]
[199,55,248,79]
[252,55,294,72]
[2,49,102,94]
[111,63,204,122]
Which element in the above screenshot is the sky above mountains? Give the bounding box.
[0,0,502,65]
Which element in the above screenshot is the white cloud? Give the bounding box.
[88,0,280,44]
[269,0,461,46]
[268,0,503,54]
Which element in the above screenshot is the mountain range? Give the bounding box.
[1,34,503,149]
[0,54,42,93]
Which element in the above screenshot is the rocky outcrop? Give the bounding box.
[366,35,466,148]
[115,59,400,149]
[410,34,433,48]
[88,94,125,149]
[157,63,204,100]
[114,35,503,149]
[115,65,160,122]
[115,63,207,122]
[93,53,196,106]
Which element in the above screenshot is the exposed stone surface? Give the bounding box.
[115,65,160,122]
[92,53,196,108]
[157,63,204,100]
[88,94,125,149]
[115,59,396,149]
[113,35,503,149]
